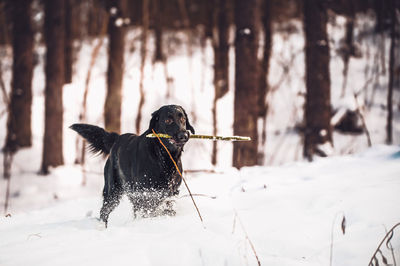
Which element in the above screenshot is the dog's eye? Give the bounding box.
[178,113,185,123]
[165,118,173,125]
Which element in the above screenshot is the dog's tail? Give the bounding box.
[70,123,119,155]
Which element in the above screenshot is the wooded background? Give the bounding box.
[0,0,399,177]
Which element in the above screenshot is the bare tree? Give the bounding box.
[64,0,74,84]
[135,0,149,134]
[303,0,333,160]
[153,0,164,63]
[386,0,397,144]
[0,1,11,46]
[5,0,34,154]
[257,0,272,164]
[211,0,230,166]
[340,0,355,98]
[233,0,260,168]
[40,0,65,174]
[104,0,127,133]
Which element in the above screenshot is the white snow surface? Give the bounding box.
[0,146,399,266]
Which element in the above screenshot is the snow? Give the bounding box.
[115,18,124,27]
[110,7,118,16]
[0,146,399,266]
[0,12,399,266]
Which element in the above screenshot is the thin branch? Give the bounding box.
[354,93,372,147]
[76,11,109,186]
[0,59,8,105]
[184,169,223,174]
[152,129,205,228]
[232,213,237,234]
[179,193,217,200]
[384,225,397,266]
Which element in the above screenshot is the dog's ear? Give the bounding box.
[149,109,160,130]
[183,109,195,134]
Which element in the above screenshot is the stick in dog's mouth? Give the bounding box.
[146,133,251,141]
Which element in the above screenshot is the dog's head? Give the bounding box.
[149,105,195,151]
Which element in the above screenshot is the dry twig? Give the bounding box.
[152,129,205,227]
[232,209,261,266]
[368,222,400,266]
[353,93,372,147]
[147,133,250,141]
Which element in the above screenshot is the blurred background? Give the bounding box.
[0,0,399,212]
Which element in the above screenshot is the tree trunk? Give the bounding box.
[87,0,103,37]
[5,0,34,153]
[104,0,127,133]
[303,0,333,160]
[233,0,260,168]
[211,0,230,166]
[257,0,272,164]
[40,0,65,174]
[374,0,386,33]
[386,0,396,144]
[153,0,164,63]
[135,0,149,134]
[64,0,73,84]
[340,0,355,98]
[0,1,11,45]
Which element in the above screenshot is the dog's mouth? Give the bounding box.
[168,138,186,148]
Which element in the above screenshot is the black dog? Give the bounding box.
[70,105,194,227]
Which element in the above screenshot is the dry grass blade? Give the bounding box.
[341,215,346,235]
[233,210,261,266]
[368,222,400,266]
[151,129,205,228]
[330,212,346,266]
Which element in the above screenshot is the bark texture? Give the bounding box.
[5,0,34,152]
[104,0,127,133]
[212,0,230,165]
[233,0,260,168]
[41,0,65,174]
[303,0,333,160]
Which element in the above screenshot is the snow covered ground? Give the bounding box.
[0,145,399,266]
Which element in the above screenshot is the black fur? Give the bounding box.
[69,124,119,155]
[70,105,194,227]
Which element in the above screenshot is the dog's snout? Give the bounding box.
[177,131,189,143]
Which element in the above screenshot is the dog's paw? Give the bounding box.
[95,218,107,230]
[162,208,176,216]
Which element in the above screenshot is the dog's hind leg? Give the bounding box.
[100,159,122,227]
[100,188,122,227]
[128,194,144,218]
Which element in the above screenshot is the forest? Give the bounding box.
[0,0,399,265]
[1,0,399,174]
